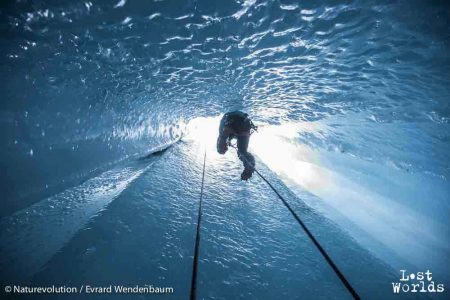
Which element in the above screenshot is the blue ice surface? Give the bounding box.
[1,140,419,299]
[1,0,449,298]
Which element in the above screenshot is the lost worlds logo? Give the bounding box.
[392,270,445,294]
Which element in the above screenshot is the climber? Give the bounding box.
[216,111,257,180]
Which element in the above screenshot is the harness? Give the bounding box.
[226,121,257,150]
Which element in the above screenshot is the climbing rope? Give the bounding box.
[189,143,360,300]
[252,168,360,300]
[229,143,360,300]
[189,150,206,300]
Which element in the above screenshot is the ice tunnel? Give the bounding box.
[1,0,449,299]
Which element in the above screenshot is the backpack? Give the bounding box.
[224,111,252,132]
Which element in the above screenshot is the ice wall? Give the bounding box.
[1,0,449,291]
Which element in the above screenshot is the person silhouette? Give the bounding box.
[216,111,257,180]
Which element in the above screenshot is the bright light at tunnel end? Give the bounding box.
[185,116,222,150]
[185,116,326,191]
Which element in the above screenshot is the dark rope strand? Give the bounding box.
[253,168,360,300]
[229,142,360,300]
[189,151,207,300]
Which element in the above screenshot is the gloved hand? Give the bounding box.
[216,138,228,154]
